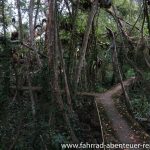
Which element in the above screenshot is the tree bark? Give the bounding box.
[144,0,150,36]
[75,0,98,89]
[29,0,42,68]
[16,0,23,41]
[2,0,6,37]
[58,38,73,111]
[108,28,133,115]
[47,0,79,144]
[34,0,41,28]
[111,5,143,78]
[27,0,38,118]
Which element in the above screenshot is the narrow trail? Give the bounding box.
[79,77,150,149]
[94,78,147,149]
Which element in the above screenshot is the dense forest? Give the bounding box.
[0,0,150,149]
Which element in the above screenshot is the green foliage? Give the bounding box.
[96,10,116,35]
[20,0,28,8]
[76,11,87,33]
[52,133,68,149]
[115,0,138,16]
[131,97,150,118]
[59,30,71,42]
[126,68,135,78]
[0,38,11,101]
[130,79,150,119]
[95,84,106,93]
[105,69,113,82]
[144,72,150,80]
[0,0,150,148]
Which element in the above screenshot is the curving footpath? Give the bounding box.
[95,78,150,150]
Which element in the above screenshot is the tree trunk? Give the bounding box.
[27,0,37,118]
[58,38,73,111]
[2,0,6,37]
[108,28,133,115]
[111,5,143,78]
[144,0,150,36]
[47,0,79,144]
[75,0,98,89]
[111,42,119,84]
[34,0,41,28]
[16,0,23,41]
[29,0,42,68]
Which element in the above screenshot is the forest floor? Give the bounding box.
[94,78,150,149]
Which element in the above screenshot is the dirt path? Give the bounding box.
[78,78,150,149]
[94,78,146,149]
